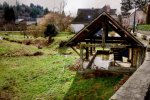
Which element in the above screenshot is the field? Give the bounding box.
[0,32,123,100]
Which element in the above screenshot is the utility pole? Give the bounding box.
[133,2,136,33]
[16,0,19,19]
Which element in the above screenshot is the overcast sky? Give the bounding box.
[0,0,122,16]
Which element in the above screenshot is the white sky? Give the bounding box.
[0,0,122,16]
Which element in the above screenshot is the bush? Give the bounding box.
[44,24,58,37]
[26,25,45,38]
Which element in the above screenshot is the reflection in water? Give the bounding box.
[98,54,109,60]
[92,54,112,70]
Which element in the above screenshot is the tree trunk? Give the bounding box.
[146,4,150,24]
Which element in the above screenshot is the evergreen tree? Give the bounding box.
[44,8,49,15]
[3,6,15,23]
[121,0,150,12]
[121,0,133,12]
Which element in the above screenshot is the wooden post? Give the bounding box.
[102,19,106,50]
[80,44,84,70]
[85,42,89,60]
[128,48,132,62]
[131,48,138,68]
[136,48,142,68]
[93,39,96,52]
[85,47,89,60]
[90,47,93,55]
[90,39,93,55]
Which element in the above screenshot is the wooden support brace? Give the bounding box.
[85,29,89,32]
[71,47,80,56]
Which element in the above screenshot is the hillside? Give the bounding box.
[0,32,123,100]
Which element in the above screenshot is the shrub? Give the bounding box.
[44,24,58,37]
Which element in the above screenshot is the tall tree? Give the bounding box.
[121,0,150,12]
[146,3,150,24]
[3,6,15,23]
[44,8,49,15]
[121,0,133,12]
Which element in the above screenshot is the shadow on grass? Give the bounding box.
[63,71,123,100]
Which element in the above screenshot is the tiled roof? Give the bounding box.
[72,7,117,24]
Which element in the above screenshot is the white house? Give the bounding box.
[129,9,146,28]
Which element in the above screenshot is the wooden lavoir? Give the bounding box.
[63,12,146,72]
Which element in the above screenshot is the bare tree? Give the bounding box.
[59,0,67,15]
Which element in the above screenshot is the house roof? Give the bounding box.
[72,7,117,24]
[65,12,144,47]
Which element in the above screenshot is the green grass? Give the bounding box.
[137,25,150,31]
[0,32,123,100]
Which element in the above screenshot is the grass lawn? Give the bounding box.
[0,32,123,100]
[137,25,150,31]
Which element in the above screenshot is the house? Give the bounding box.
[15,18,27,31]
[129,8,146,28]
[122,8,147,29]
[71,5,118,33]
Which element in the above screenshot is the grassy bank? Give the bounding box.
[0,32,123,100]
[137,25,150,31]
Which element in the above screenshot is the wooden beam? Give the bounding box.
[85,37,125,40]
[79,43,130,48]
[83,40,128,43]
[71,47,80,56]
[102,20,106,49]
[87,52,97,69]
[85,42,89,60]
[131,48,138,68]
[85,29,90,32]
[90,39,93,55]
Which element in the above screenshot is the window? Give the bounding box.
[88,15,91,19]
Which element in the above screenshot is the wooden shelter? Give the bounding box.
[64,12,146,72]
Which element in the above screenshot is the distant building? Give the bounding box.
[71,5,118,33]
[122,12,130,29]
[15,18,27,31]
[122,8,147,29]
[129,9,146,27]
